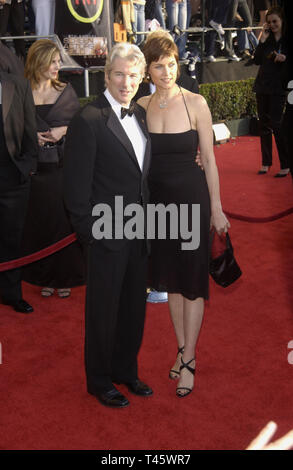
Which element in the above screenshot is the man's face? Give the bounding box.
[105,57,142,106]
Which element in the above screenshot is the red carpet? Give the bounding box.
[1,137,293,450]
[216,136,293,218]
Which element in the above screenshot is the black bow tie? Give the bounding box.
[121,102,135,119]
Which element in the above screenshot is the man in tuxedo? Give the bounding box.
[63,43,153,408]
[0,70,38,313]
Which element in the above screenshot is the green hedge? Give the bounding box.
[79,96,98,107]
[199,78,257,122]
[79,78,257,123]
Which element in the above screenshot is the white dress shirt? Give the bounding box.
[104,89,146,171]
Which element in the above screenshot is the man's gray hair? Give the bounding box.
[105,42,146,78]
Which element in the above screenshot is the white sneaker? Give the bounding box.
[215,36,225,50]
[206,55,216,62]
[228,54,240,62]
[209,20,225,36]
[147,290,168,303]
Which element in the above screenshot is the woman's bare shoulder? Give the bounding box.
[182,88,206,106]
[137,94,152,110]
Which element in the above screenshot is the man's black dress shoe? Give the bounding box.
[2,299,33,313]
[123,379,153,397]
[89,387,130,408]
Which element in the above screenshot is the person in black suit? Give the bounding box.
[0,0,25,61]
[0,70,38,313]
[63,42,153,408]
[0,41,24,75]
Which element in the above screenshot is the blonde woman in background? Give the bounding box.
[22,39,85,298]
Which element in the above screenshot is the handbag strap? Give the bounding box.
[210,230,233,255]
[225,232,233,253]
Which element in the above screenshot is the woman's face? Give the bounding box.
[266,14,282,35]
[41,52,61,81]
[148,54,178,89]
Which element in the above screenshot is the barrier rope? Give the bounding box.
[0,234,77,272]
[1,205,293,272]
[225,207,293,223]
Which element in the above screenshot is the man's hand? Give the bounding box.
[195,150,204,170]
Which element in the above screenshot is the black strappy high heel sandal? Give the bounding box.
[169,346,185,380]
[176,357,196,398]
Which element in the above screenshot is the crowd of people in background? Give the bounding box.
[0,0,55,62]
[0,1,286,63]
[117,0,285,61]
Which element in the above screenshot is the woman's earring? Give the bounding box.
[146,73,151,81]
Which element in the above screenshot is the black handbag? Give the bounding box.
[209,231,242,288]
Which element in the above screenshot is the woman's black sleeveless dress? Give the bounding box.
[148,94,211,300]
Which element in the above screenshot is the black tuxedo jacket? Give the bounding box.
[0,71,38,177]
[63,93,152,250]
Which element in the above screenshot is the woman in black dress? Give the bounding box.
[254,6,289,176]
[22,40,85,298]
[138,31,230,397]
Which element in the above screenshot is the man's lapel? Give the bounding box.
[134,103,151,177]
[100,97,142,173]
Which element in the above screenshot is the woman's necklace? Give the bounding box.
[159,99,167,109]
[156,85,180,109]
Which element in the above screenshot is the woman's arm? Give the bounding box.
[193,94,230,234]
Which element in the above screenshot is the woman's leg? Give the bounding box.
[168,293,204,391]
[177,297,204,394]
[270,94,290,171]
[256,93,273,167]
[168,294,185,348]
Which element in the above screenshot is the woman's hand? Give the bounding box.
[274,53,286,63]
[37,131,54,147]
[260,23,270,43]
[45,126,68,143]
[210,209,231,235]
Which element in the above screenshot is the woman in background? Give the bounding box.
[22,39,85,298]
[254,6,289,176]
